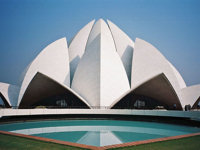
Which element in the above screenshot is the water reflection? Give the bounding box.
[10,125,191,146]
[0,120,199,147]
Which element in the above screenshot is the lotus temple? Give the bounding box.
[0,19,200,118]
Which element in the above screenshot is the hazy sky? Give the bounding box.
[0,0,200,86]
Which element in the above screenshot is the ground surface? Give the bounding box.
[0,133,200,150]
[110,135,200,150]
[0,134,85,150]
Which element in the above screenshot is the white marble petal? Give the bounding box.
[18,38,70,106]
[69,20,95,84]
[72,19,130,107]
[181,84,200,108]
[131,38,184,108]
[0,82,19,107]
[107,20,134,84]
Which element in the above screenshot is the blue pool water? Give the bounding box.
[0,120,200,146]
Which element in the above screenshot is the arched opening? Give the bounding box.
[32,93,89,109]
[0,93,11,108]
[192,97,200,110]
[19,72,90,109]
[112,93,169,110]
[111,73,182,110]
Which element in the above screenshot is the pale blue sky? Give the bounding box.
[0,0,200,86]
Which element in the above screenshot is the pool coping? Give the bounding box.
[0,130,200,150]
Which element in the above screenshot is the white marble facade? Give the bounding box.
[0,19,199,110]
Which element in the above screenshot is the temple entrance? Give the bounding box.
[112,94,169,110]
[32,93,89,109]
[0,93,10,108]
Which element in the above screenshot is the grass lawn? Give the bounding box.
[111,135,200,150]
[0,134,85,150]
[0,133,200,150]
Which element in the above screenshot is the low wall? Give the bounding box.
[0,109,200,120]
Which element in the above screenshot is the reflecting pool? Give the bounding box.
[0,120,200,146]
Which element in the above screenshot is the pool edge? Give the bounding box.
[0,130,98,150]
[0,130,200,150]
[101,132,200,149]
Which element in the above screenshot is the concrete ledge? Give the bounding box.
[0,109,200,120]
